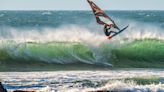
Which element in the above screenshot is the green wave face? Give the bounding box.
[0,39,164,70]
[0,41,95,64]
[110,39,164,68]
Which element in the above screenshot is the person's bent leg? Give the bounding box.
[107,31,117,40]
[110,31,117,34]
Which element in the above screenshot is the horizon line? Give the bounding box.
[0,9,164,11]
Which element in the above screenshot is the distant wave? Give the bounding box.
[41,11,52,15]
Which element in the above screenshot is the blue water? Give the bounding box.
[0,11,164,28]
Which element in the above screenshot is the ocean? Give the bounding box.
[0,11,164,91]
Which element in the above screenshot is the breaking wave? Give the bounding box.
[0,19,164,69]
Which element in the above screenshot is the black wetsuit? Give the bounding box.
[104,25,117,36]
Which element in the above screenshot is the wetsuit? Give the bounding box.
[104,25,117,36]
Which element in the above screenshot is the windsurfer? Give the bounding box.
[87,0,120,39]
[104,24,117,39]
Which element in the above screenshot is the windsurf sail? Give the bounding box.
[87,0,120,30]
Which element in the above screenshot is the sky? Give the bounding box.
[0,0,164,10]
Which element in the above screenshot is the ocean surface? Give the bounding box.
[0,11,164,91]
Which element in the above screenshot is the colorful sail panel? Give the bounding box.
[87,0,120,30]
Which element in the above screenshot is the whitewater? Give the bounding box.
[1,70,164,92]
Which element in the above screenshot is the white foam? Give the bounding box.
[112,20,164,41]
[0,20,163,46]
[72,81,164,92]
[0,25,106,46]
[0,70,163,91]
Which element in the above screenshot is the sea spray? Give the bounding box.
[0,25,106,43]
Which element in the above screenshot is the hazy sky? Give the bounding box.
[0,0,164,10]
